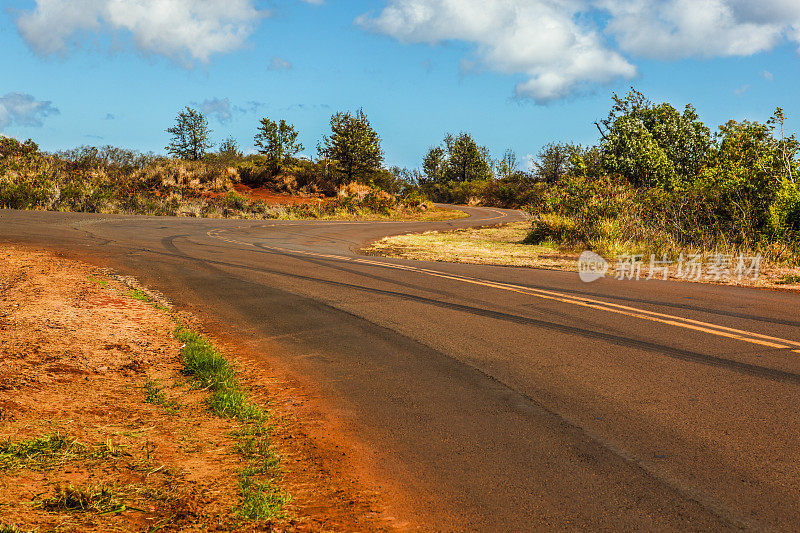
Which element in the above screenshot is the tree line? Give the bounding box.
[163,88,800,257]
[165,106,385,186]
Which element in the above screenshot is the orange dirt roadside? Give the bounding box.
[0,244,392,532]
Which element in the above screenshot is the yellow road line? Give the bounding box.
[204,228,800,352]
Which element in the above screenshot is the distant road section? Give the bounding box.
[2,206,800,531]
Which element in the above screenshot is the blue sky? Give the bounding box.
[3,0,800,170]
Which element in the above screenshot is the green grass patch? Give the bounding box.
[0,433,127,471]
[174,327,263,421]
[124,289,169,312]
[0,433,85,471]
[87,275,108,287]
[144,380,180,414]
[234,424,287,521]
[173,326,287,521]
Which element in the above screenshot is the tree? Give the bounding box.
[422,132,492,183]
[443,132,493,182]
[534,142,571,183]
[218,137,242,158]
[165,107,213,161]
[567,144,604,179]
[495,149,518,180]
[254,117,303,172]
[597,88,712,187]
[422,146,446,182]
[318,109,383,183]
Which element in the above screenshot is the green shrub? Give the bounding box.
[523,214,579,245]
[771,180,800,233]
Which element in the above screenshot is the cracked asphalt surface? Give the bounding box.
[2,206,800,531]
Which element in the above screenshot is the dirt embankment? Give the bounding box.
[0,246,392,532]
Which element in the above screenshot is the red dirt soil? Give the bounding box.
[0,245,396,532]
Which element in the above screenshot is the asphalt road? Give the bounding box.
[2,206,800,532]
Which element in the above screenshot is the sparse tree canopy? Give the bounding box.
[496,149,518,180]
[165,107,213,161]
[422,145,446,182]
[534,142,571,183]
[218,137,242,158]
[318,108,384,184]
[254,117,303,171]
[423,132,493,183]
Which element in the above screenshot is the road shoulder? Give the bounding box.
[0,244,392,532]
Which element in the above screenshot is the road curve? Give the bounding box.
[2,206,800,531]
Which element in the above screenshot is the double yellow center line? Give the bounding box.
[207,228,800,353]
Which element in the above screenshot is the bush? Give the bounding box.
[770,180,800,234]
[523,214,579,245]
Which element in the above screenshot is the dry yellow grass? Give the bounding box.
[364,221,800,291]
[364,221,577,269]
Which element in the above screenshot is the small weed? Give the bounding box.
[174,325,286,521]
[238,476,288,521]
[0,433,82,471]
[41,484,125,514]
[174,327,263,421]
[0,525,33,533]
[125,289,169,312]
[144,380,180,414]
[97,438,129,458]
[0,433,128,471]
[87,275,108,287]
[775,274,800,285]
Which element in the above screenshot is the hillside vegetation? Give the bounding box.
[2,91,799,263]
[417,90,800,263]
[0,138,431,220]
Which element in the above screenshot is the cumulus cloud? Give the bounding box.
[357,0,636,103]
[15,0,265,64]
[358,0,800,102]
[267,56,293,71]
[0,93,60,130]
[600,0,794,59]
[195,97,233,124]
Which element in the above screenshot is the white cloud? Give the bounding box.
[733,84,750,96]
[601,0,800,60]
[358,0,800,102]
[15,0,265,64]
[194,97,233,123]
[267,56,293,71]
[0,93,60,130]
[762,70,775,81]
[357,0,636,103]
[600,0,788,59]
[521,153,537,172]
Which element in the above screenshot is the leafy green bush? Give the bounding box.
[770,181,800,233]
[523,214,578,245]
